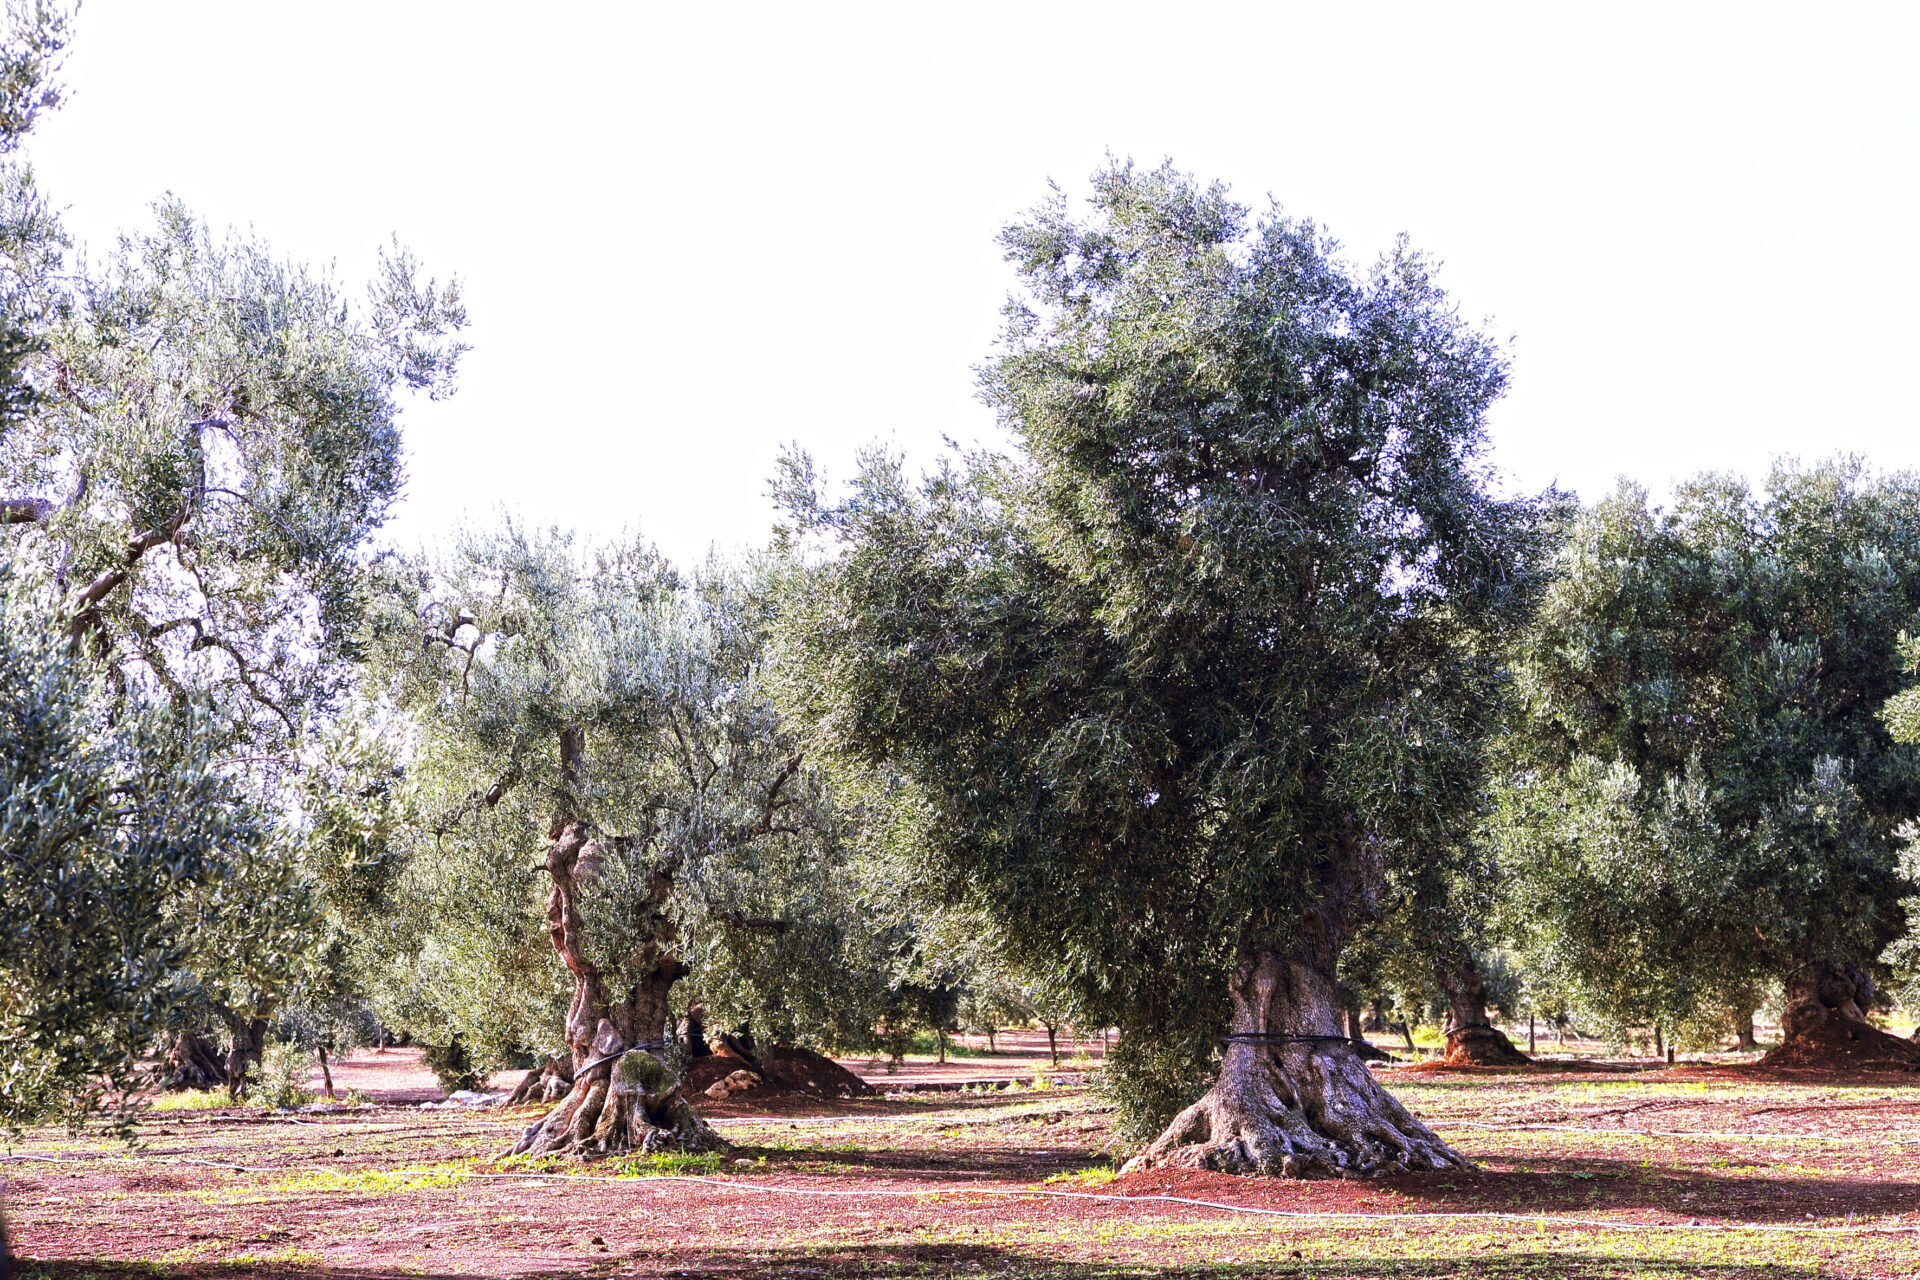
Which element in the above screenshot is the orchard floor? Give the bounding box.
[7,1052,1920,1279]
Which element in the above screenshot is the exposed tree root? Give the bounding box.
[1125,1042,1465,1178]
[507,1050,727,1159]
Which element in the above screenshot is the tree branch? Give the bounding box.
[433,754,524,835]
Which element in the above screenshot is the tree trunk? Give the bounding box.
[1734,1009,1758,1051]
[507,814,725,1158]
[1126,904,1466,1179]
[986,1026,997,1053]
[1762,961,1920,1068]
[1653,1025,1663,1060]
[507,1055,575,1106]
[223,1017,267,1102]
[1440,960,1530,1067]
[166,1031,225,1091]
[317,1045,336,1100]
[1044,1023,1059,1067]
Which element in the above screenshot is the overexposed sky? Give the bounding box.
[25,2,1920,566]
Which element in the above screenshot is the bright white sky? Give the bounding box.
[25,1,1920,568]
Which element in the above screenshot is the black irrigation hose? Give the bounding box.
[1217,1033,1375,1047]
[571,1041,672,1077]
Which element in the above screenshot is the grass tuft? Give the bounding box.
[146,1089,231,1112]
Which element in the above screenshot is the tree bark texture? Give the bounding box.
[165,1031,225,1091]
[507,818,724,1158]
[223,1017,267,1101]
[1439,961,1530,1067]
[1762,961,1920,1069]
[1126,889,1467,1178]
[1734,1009,1758,1052]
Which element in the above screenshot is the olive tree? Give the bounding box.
[1497,464,1920,1064]
[366,525,881,1157]
[0,558,262,1129]
[0,136,465,1091]
[776,161,1546,1177]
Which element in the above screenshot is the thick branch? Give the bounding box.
[434,756,523,835]
[723,752,804,847]
[69,500,192,618]
[1,496,52,524]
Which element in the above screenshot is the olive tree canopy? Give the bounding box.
[364,525,885,1158]
[1498,464,1920,1066]
[777,161,1546,1176]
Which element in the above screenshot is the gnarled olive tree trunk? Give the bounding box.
[507,766,726,1157]
[222,1016,267,1102]
[1762,961,1920,1068]
[1126,881,1466,1179]
[1439,960,1530,1067]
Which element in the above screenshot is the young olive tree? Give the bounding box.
[369,525,875,1157]
[1497,464,1920,1065]
[776,161,1546,1177]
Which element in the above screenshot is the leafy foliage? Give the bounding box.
[0,199,466,757]
[1496,463,1920,1041]
[359,525,890,1065]
[0,560,261,1127]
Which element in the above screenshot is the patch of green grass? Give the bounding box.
[223,1248,322,1267]
[271,1161,473,1194]
[146,1089,231,1112]
[1041,1165,1118,1187]
[602,1148,725,1176]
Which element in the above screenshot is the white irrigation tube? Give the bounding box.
[5,1153,1914,1237]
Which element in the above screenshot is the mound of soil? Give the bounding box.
[682,1045,875,1101]
[1754,1020,1920,1074]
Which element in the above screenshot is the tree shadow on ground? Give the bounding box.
[13,1244,1850,1279]
[1364,1156,1920,1221]
[735,1144,1919,1225]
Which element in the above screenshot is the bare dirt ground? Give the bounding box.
[7,1040,1919,1279]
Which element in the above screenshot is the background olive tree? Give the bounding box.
[359,524,891,1156]
[1496,464,1920,1064]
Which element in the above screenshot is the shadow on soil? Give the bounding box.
[1375,1159,1920,1221]
[14,1248,1843,1279]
